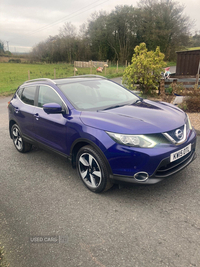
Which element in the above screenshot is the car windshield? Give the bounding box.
[58,79,139,111]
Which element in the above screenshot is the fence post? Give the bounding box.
[90,60,92,74]
[28,70,30,80]
[74,62,75,76]
[160,79,166,100]
[125,60,127,68]
[196,60,200,86]
[54,69,56,79]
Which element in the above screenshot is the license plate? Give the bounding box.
[170,144,191,162]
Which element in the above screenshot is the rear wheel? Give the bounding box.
[11,124,32,153]
[76,145,113,193]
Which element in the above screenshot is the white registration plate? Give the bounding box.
[170,144,191,162]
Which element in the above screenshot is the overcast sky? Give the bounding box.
[1,0,200,53]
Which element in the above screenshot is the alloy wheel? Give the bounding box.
[12,126,23,151]
[78,152,102,189]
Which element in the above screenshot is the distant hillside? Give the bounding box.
[12,52,29,56]
[0,55,29,63]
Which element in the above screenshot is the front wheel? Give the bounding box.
[76,145,113,193]
[11,124,32,153]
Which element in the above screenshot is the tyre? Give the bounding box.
[11,124,32,153]
[76,145,113,193]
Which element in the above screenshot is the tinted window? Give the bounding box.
[21,86,37,105]
[16,87,24,98]
[38,86,63,107]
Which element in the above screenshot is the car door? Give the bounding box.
[13,85,37,139]
[33,85,69,154]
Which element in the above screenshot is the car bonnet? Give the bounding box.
[80,100,186,135]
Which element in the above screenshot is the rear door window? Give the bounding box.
[21,86,37,106]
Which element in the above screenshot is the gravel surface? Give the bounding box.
[187,113,200,134]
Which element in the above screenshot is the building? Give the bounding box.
[176,49,200,76]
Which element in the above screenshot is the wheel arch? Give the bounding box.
[70,138,113,175]
[9,120,17,138]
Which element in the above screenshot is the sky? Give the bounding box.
[1,0,200,53]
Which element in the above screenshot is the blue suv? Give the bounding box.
[8,76,197,192]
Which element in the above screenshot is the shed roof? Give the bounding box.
[176,49,200,54]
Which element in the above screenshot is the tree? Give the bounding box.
[59,22,77,63]
[30,1,193,63]
[0,40,5,54]
[31,23,82,63]
[136,0,192,60]
[86,11,111,61]
[123,43,165,94]
[85,6,139,63]
[190,33,200,47]
[106,5,138,63]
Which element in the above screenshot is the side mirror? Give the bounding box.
[43,103,64,114]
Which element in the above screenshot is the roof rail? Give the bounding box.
[69,75,107,79]
[23,78,56,84]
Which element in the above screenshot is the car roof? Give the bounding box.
[22,75,107,86]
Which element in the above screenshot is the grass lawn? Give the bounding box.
[187,47,200,50]
[0,63,125,95]
[164,61,176,67]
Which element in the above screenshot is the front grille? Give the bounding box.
[154,147,195,178]
[166,125,185,142]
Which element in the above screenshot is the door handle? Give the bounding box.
[34,113,40,120]
[14,107,19,113]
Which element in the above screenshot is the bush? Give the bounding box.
[8,59,21,63]
[123,43,165,95]
[174,86,200,112]
[178,97,200,113]
[165,85,173,94]
[186,97,200,112]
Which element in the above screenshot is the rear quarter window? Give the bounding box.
[16,87,24,98]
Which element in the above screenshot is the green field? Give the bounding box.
[187,47,200,51]
[0,63,125,95]
[0,61,175,95]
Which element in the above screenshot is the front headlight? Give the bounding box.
[187,114,192,130]
[106,132,157,148]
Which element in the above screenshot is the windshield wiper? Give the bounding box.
[98,104,127,111]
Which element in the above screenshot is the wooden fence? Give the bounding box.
[159,79,200,101]
[163,79,200,89]
[74,60,108,68]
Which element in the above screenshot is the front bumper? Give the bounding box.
[110,150,196,184]
[107,129,197,184]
